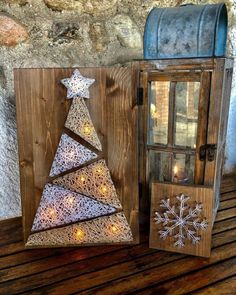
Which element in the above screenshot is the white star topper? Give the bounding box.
[61,69,95,99]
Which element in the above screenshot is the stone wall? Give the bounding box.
[0,0,235,219]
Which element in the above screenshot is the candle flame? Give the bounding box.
[174,165,178,175]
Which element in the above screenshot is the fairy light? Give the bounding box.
[47,208,56,218]
[67,195,75,204]
[111,225,118,233]
[76,229,84,240]
[80,175,86,182]
[83,124,92,136]
[100,185,107,193]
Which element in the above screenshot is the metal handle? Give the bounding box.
[199,144,217,162]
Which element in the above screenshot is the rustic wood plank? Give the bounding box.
[139,58,215,71]
[135,257,236,295]
[212,217,236,234]
[220,191,236,201]
[192,275,236,295]
[150,183,213,257]
[14,67,139,246]
[215,207,236,222]
[211,228,236,248]
[218,198,236,211]
[195,71,210,184]
[204,59,225,186]
[3,221,233,295]
[105,67,139,243]
[75,242,236,295]
[221,175,236,194]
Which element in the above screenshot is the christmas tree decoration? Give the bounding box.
[27,212,133,246]
[49,133,97,177]
[25,69,133,247]
[154,193,208,248]
[31,184,117,232]
[61,69,95,99]
[65,97,102,151]
[53,159,122,209]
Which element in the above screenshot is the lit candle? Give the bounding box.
[173,165,189,184]
[173,165,178,183]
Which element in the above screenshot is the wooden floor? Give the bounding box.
[0,177,236,295]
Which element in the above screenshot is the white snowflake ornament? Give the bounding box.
[154,194,208,248]
[61,69,95,99]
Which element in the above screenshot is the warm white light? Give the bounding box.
[100,185,107,193]
[76,229,84,239]
[111,225,118,233]
[174,165,178,175]
[150,103,157,118]
[83,125,92,136]
[80,176,86,182]
[67,196,74,204]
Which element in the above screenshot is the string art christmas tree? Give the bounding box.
[26,69,133,246]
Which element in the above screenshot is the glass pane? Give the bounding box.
[148,81,170,145]
[173,153,195,184]
[149,151,171,182]
[149,150,195,184]
[175,82,200,148]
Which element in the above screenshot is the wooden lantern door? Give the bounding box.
[136,58,233,257]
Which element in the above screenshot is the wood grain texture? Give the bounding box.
[0,176,234,295]
[149,182,213,257]
[14,67,139,246]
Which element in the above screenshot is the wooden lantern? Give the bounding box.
[136,58,233,257]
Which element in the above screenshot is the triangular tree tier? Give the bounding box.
[27,212,133,246]
[31,184,117,232]
[65,97,102,151]
[53,159,122,209]
[49,133,97,177]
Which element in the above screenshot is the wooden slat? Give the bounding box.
[211,228,236,248]
[135,257,236,295]
[195,71,210,184]
[221,175,236,194]
[74,242,236,295]
[0,219,232,295]
[220,191,236,201]
[218,198,236,211]
[215,207,236,222]
[192,275,236,295]
[212,217,236,234]
[139,58,215,71]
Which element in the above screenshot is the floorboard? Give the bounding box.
[0,176,235,295]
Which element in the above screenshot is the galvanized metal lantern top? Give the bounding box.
[144,3,228,59]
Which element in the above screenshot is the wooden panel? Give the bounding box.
[204,59,226,185]
[150,182,213,257]
[194,71,211,184]
[139,58,215,71]
[14,67,139,245]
